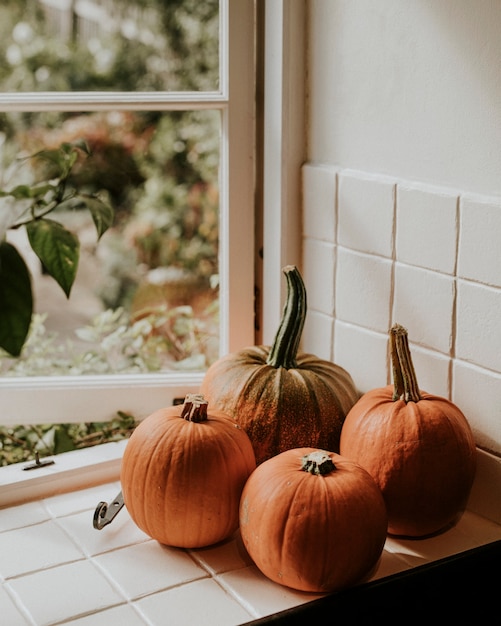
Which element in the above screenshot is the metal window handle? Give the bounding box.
[93,490,124,530]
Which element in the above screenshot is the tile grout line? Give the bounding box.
[210,569,262,621]
[3,579,38,626]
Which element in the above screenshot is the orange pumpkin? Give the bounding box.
[340,324,477,538]
[120,394,256,548]
[239,447,388,593]
[201,265,359,464]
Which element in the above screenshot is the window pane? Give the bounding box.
[0,0,219,93]
[0,109,220,376]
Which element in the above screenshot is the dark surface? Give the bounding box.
[244,540,501,625]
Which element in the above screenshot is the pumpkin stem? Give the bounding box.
[181,394,209,422]
[301,450,336,475]
[390,324,422,403]
[266,265,307,370]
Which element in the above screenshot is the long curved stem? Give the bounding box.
[266,265,307,370]
[390,324,422,403]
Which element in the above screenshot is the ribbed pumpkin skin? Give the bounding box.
[200,347,359,465]
[340,385,477,537]
[121,405,256,548]
[239,447,388,593]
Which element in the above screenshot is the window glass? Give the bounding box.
[1,108,220,376]
[0,0,222,378]
[0,0,219,92]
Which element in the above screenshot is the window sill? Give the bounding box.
[0,440,126,508]
[1,486,501,625]
[1,448,501,625]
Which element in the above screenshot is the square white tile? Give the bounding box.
[8,560,125,626]
[190,531,253,575]
[220,565,321,618]
[44,482,121,518]
[393,263,455,353]
[135,577,253,626]
[95,540,208,600]
[56,508,150,557]
[333,322,388,393]
[335,248,393,332]
[458,196,501,287]
[0,499,50,532]
[403,343,450,398]
[452,360,501,456]
[0,519,85,579]
[338,172,395,257]
[396,185,458,274]
[456,280,501,371]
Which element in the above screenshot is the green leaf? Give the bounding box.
[26,219,80,297]
[63,139,92,157]
[0,184,33,199]
[76,194,115,239]
[32,141,90,178]
[0,241,33,356]
[53,425,76,455]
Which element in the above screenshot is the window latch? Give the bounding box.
[93,490,124,530]
[23,452,55,471]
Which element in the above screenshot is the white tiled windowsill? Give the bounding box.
[1,448,501,626]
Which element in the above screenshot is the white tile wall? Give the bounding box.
[1,479,500,626]
[302,164,501,457]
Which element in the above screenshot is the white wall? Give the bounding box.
[307,0,501,196]
[302,0,501,457]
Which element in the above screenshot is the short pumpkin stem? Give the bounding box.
[301,450,336,475]
[266,265,307,370]
[181,394,209,422]
[390,324,422,403]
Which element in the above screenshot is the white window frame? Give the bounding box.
[0,0,306,507]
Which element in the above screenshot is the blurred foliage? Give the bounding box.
[0,305,219,377]
[0,0,220,345]
[0,411,138,467]
[0,0,219,92]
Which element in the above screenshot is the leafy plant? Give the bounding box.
[0,141,114,356]
[0,411,138,467]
